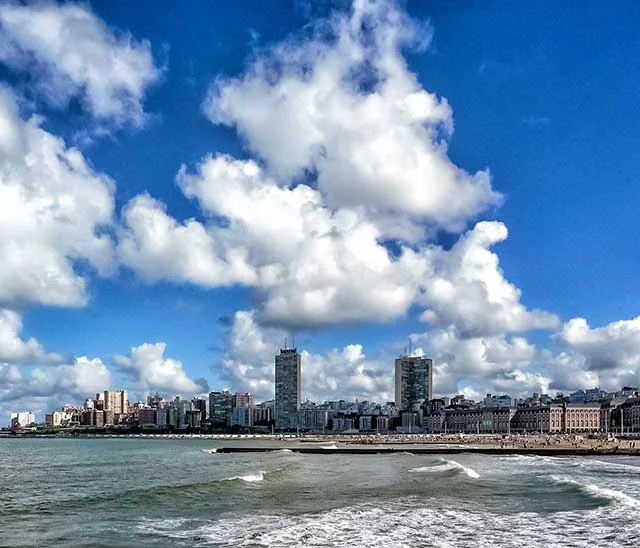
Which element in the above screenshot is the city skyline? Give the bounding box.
[9,341,639,431]
[4,1,640,422]
[10,381,640,436]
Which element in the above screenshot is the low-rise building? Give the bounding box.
[45,411,64,427]
[563,403,600,433]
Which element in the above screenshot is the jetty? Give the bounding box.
[215,445,640,456]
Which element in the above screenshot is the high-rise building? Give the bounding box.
[394,356,433,412]
[275,347,301,430]
[103,390,128,415]
[209,391,232,427]
[168,396,190,430]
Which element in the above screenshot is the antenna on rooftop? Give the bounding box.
[409,338,412,356]
[292,332,295,349]
[284,336,287,349]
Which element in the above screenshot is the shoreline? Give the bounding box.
[4,432,640,456]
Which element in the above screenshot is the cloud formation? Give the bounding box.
[420,221,559,337]
[0,1,161,127]
[206,0,501,232]
[115,342,208,395]
[0,309,59,363]
[0,87,115,309]
[557,316,640,372]
[0,357,112,420]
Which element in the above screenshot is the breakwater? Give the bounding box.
[215,445,640,456]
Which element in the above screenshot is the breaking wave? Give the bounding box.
[320,444,339,449]
[223,471,265,483]
[551,476,640,508]
[410,458,480,479]
[201,448,218,454]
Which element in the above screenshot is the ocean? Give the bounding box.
[1,438,639,547]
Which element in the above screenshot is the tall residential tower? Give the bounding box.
[395,356,433,411]
[102,390,128,415]
[275,347,301,430]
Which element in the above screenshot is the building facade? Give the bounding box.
[209,391,232,427]
[232,393,254,409]
[138,408,156,426]
[275,348,301,430]
[424,402,601,434]
[10,411,35,427]
[395,356,433,411]
[103,390,128,415]
[298,408,328,431]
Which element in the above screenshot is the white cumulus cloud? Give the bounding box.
[0,87,115,308]
[115,342,208,395]
[0,309,60,363]
[0,356,112,422]
[0,0,161,127]
[205,0,501,232]
[420,221,559,337]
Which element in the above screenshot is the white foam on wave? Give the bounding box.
[444,458,480,478]
[201,448,218,454]
[410,464,453,473]
[551,475,640,507]
[224,471,265,483]
[320,444,339,449]
[410,458,480,479]
[580,458,640,474]
[270,448,293,453]
[138,500,640,547]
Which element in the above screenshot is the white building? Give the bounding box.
[11,411,36,427]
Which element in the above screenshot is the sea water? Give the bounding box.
[1,438,639,547]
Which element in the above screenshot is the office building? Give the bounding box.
[395,355,433,411]
[275,347,301,430]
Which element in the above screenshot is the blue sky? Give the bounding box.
[2,0,640,420]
